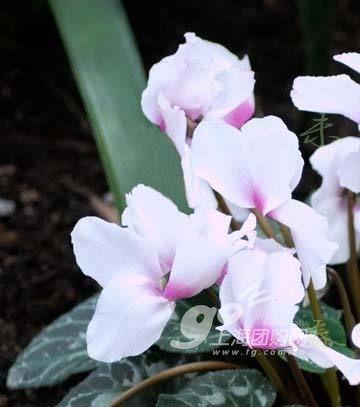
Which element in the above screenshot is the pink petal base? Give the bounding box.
[223,100,255,128]
[248,320,288,350]
[163,284,194,301]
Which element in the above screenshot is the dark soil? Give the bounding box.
[0,0,359,406]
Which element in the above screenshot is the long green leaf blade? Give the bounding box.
[49,0,187,212]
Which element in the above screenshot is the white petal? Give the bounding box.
[192,121,254,209]
[310,155,360,264]
[261,251,304,304]
[191,117,303,214]
[208,54,255,128]
[71,216,162,287]
[164,237,233,300]
[310,136,360,177]
[218,249,303,348]
[181,145,217,209]
[243,302,299,349]
[311,193,350,265]
[334,52,360,74]
[237,213,257,241]
[189,207,232,239]
[351,323,360,348]
[270,199,338,289]
[225,200,251,223]
[205,66,255,124]
[122,185,190,271]
[240,116,304,194]
[223,249,303,316]
[87,275,173,362]
[226,213,258,250]
[223,249,268,302]
[218,249,268,334]
[254,237,295,255]
[158,94,187,155]
[338,147,360,193]
[291,75,360,123]
[292,331,360,385]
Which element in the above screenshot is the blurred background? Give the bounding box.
[0,0,359,405]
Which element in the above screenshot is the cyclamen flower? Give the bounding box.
[142,32,255,150]
[310,137,360,264]
[218,239,304,349]
[71,185,256,362]
[291,52,360,125]
[218,239,360,385]
[141,32,255,208]
[191,116,338,289]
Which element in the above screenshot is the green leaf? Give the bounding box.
[294,303,346,346]
[49,0,187,213]
[7,294,99,389]
[286,303,350,373]
[157,294,225,354]
[156,369,276,407]
[59,352,198,407]
[292,357,324,374]
[320,302,342,321]
[58,358,144,407]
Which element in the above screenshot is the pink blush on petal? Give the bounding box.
[223,100,254,128]
[162,283,193,301]
[159,119,166,132]
[253,190,266,215]
[248,320,285,350]
[216,264,228,286]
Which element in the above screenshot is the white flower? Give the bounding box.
[71,185,255,362]
[218,239,360,385]
[218,241,304,349]
[142,32,255,152]
[141,33,255,208]
[190,116,338,289]
[310,137,360,264]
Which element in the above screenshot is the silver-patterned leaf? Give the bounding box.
[156,369,276,407]
[59,352,199,407]
[58,358,144,407]
[7,294,99,388]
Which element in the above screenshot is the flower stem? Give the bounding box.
[347,190,360,320]
[255,351,294,402]
[251,208,277,241]
[279,223,294,247]
[307,279,342,407]
[286,354,318,407]
[328,268,360,407]
[206,287,220,308]
[214,191,240,230]
[327,267,355,342]
[307,279,323,321]
[321,368,341,407]
[108,361,239,406]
